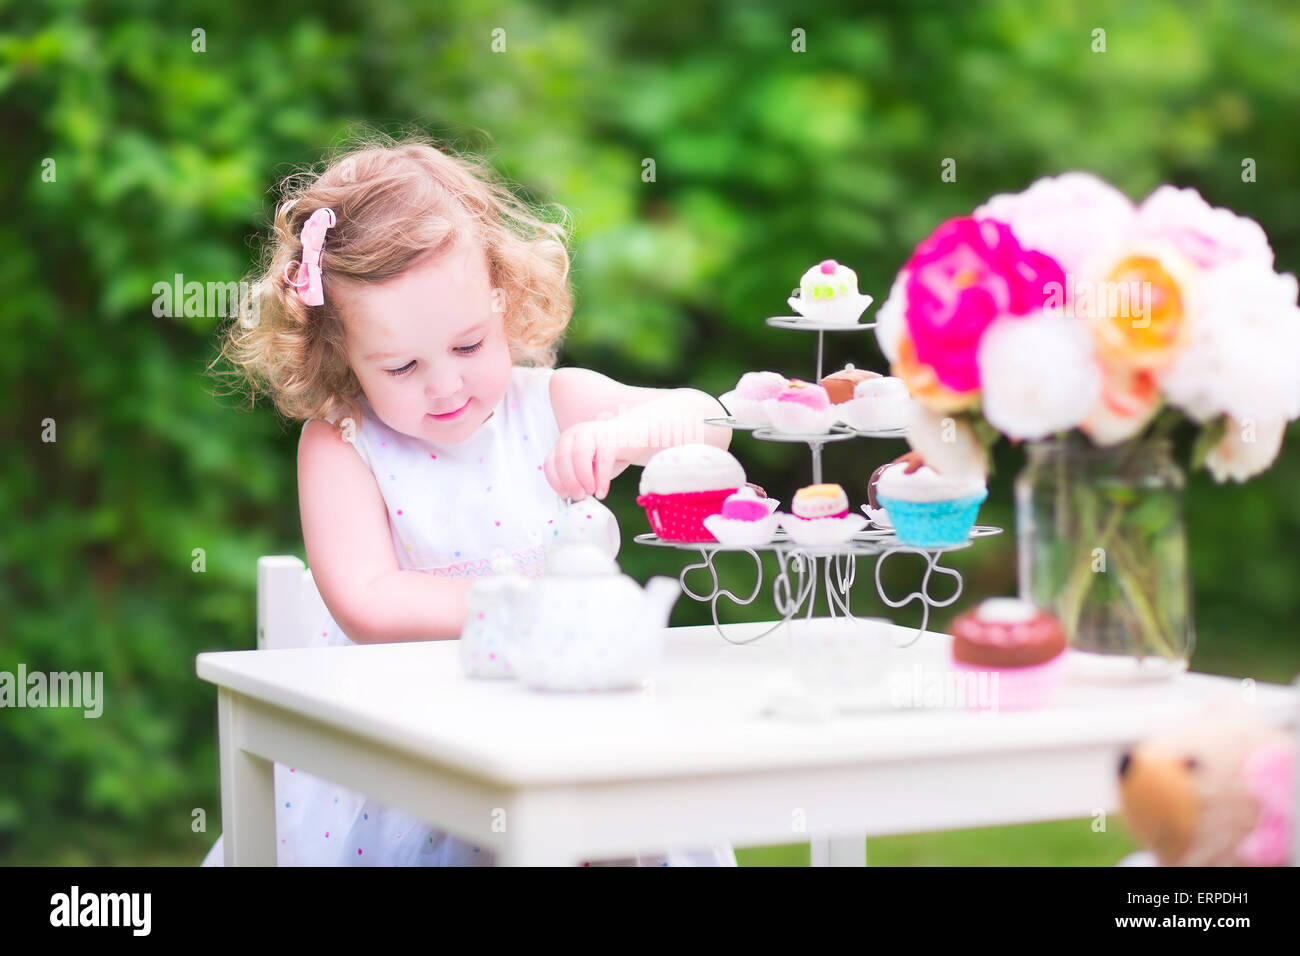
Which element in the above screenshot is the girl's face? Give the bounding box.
[337,240,514,445]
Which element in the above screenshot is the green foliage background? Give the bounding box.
[2,0,1297,864]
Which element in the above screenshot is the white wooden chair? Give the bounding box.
[257,555,342,651]
[201,556,346,866]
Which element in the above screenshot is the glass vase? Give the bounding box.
[1014,434,1194,679]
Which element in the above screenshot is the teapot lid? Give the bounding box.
[547,541,619,576]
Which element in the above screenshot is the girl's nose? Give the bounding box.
[424,364,463,401]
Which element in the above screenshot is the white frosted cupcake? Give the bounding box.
[636,444,746,542]
[720,371,787,425]
[840,376,913,431]
[762,379,834,435]
[874,465,987,548]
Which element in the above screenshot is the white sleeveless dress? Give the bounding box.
[202,365,736,866]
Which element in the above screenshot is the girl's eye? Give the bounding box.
[384,340,482,376]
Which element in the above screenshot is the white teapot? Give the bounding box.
[458,552,530,679]
[459,500,621,680]
[504,542,681,692]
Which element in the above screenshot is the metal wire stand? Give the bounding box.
[635,527,1002,645]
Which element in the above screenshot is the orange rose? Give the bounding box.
[1086,250,1191,371]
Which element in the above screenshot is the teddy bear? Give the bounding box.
[1116,699,1294,866]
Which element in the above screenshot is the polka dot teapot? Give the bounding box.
[459,496,621,680]
[505,542,681,692]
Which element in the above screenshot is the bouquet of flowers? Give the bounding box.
[876,171,1300,481]
[874,173,1300,663]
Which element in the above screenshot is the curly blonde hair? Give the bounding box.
[210,130,574,428]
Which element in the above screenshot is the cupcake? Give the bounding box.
[787,259,874,324]
[719,371,787,426]
[636,444,746,542]
[840,376,913,431]
[950,599,1069,710]
[819,363,880,406]
[792,483,849,519]
[874,464,986,548]
[702,486,781,546]
[777,483,868,546]
[762,379,834,435]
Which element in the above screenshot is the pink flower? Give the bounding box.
[1135,185,1274,271]
[975,171,1138,276]
[904,218,1065,392]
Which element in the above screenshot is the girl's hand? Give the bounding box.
[892,450,926,474]
[544,420,619,500]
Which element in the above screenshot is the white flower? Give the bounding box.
[904,403,987,482]
[1205,416,1287,483]
[1159,260,1300,425]
[874,270,908,365]
[1135,185,1274,271]
[974,171,1137,276]
[976,311,1103,440]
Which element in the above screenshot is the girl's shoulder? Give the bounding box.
[508,364,561,418]
[299,395,386,472]
[511,363,557,392]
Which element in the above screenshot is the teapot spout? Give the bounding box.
[643,576,682,628]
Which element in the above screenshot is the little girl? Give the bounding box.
[202,135,736,866]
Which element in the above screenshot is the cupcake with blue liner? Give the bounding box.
[874,463,986,548]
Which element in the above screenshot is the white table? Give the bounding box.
[196,618,1298,866]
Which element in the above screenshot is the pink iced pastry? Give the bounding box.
[764,378,835,435]
[775,379,830,409]
[721,487,770,522]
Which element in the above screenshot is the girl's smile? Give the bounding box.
[429,398,471,421]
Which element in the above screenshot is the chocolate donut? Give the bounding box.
[950,606,1067,668]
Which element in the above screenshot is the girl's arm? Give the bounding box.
[298,419,473,643]
[546,367,732,499]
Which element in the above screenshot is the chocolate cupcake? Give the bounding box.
[819,363,881,405]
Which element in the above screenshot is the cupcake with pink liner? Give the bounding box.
[762,379,835,434]
[777,483,868,546]
[719,371,787,426]
[702,486,782,546]
[637,444,745,543]
[839,376,913,431]
[949,598,1069,710]
[874,462,986,548]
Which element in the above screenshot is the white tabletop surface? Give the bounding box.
[196,618,1297,788]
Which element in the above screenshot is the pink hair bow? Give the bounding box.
[283,207,337,306]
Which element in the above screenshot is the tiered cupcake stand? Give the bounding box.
[634,314,1002,645]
